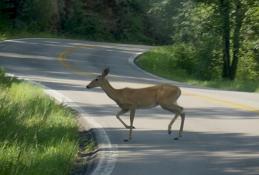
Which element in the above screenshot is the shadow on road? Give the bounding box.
[70,102,259,119]
[0,39,213,89]
[96,127,259,175]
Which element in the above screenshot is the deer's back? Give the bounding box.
[117,84,181,109]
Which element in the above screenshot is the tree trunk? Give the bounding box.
[219,0,231,79]
[230,0,243,80]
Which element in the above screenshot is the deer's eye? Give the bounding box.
[95,79,98,81]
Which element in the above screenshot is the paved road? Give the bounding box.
[1,38,259,175]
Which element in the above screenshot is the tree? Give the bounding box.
[218,0,247,80]
[0,0,23,29]
[218,0,231,79]
[230,0,244,80]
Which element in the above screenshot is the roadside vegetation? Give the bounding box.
[0,69,94,175]
[136,46,259,92]
[0,31,61,41]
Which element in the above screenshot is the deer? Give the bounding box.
[86,68,185,142]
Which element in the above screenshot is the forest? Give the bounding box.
[0,0,258,88]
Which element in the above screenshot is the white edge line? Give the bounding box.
[128,52,178,84]
[5,72,117,175]
[3,38,118,175]
[128,52,207,89]
[128,53,162,81]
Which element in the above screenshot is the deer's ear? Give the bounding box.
[102,67,110,77]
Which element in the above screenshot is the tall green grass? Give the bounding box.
[136,47,259,92]
[0,69,79,175]
[0,30,61,41]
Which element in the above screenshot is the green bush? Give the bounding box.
[136,44,196,81]
[136,46,259,92]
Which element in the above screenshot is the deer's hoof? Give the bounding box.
[168,130,172,135]
[126,126,136,129]
[174,137,179,140]
[124,139,129,142]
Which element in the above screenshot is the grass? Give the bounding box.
[0,29,152,45]
[136,47,259,92]
[0,31,63,41]
[0,68,95,175]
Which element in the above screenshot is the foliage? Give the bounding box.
[0,0,258,82]
[136,48,259,92]
[0,69,79,175]
[140,0,258,82]
[17,0,59,31]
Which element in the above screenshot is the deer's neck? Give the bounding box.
[101,79,120,102]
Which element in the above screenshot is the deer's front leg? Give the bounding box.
[116,109,135,129]
[179,112,185,137]
[124,109,135,142]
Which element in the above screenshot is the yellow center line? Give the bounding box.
[57,46,96,77]
[183,91,259,114]
[57,45,259,115]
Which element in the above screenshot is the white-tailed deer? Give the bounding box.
[86,68,185,142]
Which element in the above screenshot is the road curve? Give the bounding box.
[1,38,259,175]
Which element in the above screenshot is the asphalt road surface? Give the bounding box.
[1,38,259,175]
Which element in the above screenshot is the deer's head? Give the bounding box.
[86,68,109,89]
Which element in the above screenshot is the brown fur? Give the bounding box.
[86,68,185,141]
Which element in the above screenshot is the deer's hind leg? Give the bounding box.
[116,109,135,129]
[160,103,185,139]
[124,109,136,142]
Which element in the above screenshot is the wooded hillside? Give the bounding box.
[0,0,258,81]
